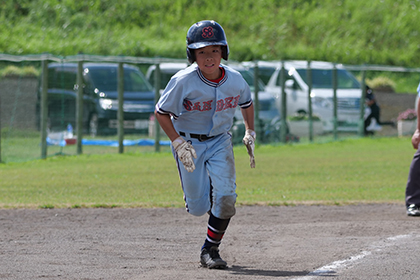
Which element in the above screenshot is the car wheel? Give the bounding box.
[89,113,99,137]
[297,110,307,115]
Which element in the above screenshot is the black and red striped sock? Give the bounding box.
[202,212,230,250]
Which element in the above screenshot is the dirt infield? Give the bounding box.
[1,203,420,280]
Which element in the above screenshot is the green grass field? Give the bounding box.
[0,137,414,209]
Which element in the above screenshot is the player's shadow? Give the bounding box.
[228,265,313,277]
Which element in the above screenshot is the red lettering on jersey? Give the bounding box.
[202,100,213,111]
[192,102,202,111]
[233,95,240,107]
[224,97,234,109]
[184,100,193,111]
[216,99,224,112]
[183,96,240,113]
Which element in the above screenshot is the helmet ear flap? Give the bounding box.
[222,46,229,61]
[187,48,195,64]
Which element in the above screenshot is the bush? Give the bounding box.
[1,65,40,78]
[288,113,321,121]
[397,109,417,121]
[366,76,396,92]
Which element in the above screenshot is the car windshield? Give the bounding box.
[248,66,276,85]
[88,67,153,92]
[237,69,266,92]
[296,69,360,89]
[148,71,174,90]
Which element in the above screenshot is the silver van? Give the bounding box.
[246,60,362,132]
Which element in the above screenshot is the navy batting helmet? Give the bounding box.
[186,20,229,64]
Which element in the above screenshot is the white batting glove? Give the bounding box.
[172,137,197,172]
[242,129,256,168]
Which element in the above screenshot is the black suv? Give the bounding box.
[36,63,156,136]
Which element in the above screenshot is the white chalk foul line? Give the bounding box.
[291,234,413,280]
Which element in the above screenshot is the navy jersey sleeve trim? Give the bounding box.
[239,99,253,109]
[155,105,179,119]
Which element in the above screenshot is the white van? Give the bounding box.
[245,60,363,132]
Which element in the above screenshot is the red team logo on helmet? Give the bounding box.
[202,27,214,38]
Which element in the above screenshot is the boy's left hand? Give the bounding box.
[243,129,256,168]
[412,129,420,149]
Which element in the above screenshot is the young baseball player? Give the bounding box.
[155,20,256,269]
[364,85,394,135]
[405,82,420,216]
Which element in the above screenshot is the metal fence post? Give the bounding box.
[76,60,83,154]
[40,59,49,159]
[117,62,124,154]
[332,64,338,140]
[0,83,2,163]
[253,62,260,142]
[154,62,161,152]
[359,68,366,137]
[307,61,314,142]
[280,61,287,143]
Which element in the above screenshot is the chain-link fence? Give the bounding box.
[1,54,419,163]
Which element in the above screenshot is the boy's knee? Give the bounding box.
[188,207,209,217]
[213,194,237,219]
[186,199,210,216]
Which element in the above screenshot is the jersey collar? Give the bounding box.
[196,66,227,87]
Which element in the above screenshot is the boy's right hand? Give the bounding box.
[172,137,197,172]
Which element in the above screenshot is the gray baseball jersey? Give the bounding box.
[156,64,252,136]
[155,63,253,219]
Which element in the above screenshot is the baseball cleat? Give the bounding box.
[407,204,420,216]
[200,246,227,269]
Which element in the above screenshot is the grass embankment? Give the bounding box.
[1,0,418,67]
[2,0,419,92]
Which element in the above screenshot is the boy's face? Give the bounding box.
[194,45,223,80]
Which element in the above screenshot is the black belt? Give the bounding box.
[179,131,214,142]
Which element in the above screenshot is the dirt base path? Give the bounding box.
[1,203,419,280]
